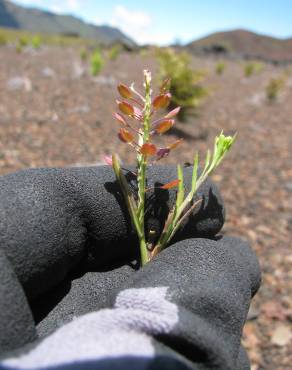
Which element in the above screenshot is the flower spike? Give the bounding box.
[110,70,236,266]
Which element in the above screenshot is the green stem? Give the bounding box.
[137,70,152,266]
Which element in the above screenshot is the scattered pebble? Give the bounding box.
[7,76,32,91]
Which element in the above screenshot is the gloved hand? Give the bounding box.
[0,237,261,370]
[0,164,261,370]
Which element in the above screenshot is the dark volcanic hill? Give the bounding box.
[187,29,292,63]
[0,0,136,47]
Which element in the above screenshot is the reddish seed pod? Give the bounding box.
[156,147,170,160]
[155,119,174,134]
[117,100,134,116]
[113,112,127,125]
[140,143,157,156]
[168,139,183,150]
[117,84,132,99]
[152,93,171,110]
[118,128,134,143]
[160,179,180,190]
[103,155,113,165]
[164,106,181,119]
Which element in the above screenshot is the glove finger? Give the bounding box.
[0,248,36,355]
[32,263,137,338]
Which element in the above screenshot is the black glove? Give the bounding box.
[0,236,261,370]
[0,165,224,351]
[0,166,259,370]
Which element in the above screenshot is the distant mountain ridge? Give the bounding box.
[0,0,136,47]
[187,29,292,63]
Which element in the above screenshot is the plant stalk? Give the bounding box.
[137,70,152,265]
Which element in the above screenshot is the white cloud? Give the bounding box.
[66,0,80,11]
[109,5,171,45]
[49,4,62,14]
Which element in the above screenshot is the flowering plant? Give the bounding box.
[107,70,235,266]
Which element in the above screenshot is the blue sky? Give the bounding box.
[12,0,292,45]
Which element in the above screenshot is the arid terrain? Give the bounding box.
[0,45,291,370]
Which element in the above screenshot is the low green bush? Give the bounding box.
[215,62,226,75]
[266,77,284,101]
[18,36,29,48]
[90,49,104,76]
[31,35,42,49]
[244,62,264,77]
[80,48,88,61]
[108,44,122,61]
[157,48,208,120]
[0,34,7,46]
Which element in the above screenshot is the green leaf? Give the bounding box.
[191,152,199,195]
[176,164,184,207]
[202,149,211,177]
[112,154,142,239]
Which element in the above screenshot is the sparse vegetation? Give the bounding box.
[266,77,284,101]
[31,35,42,49]
[0,34,7,46]
[216,61,226,75]
[80,48,88,62]
[90,49,104,76]
[157,48,208,120]
[244,61,264,77]
[18,36,29,48]
[108,44,122,61]
[0,27,95,48]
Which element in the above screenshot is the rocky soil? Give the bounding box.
[0,46,291,370]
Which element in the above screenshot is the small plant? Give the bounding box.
[31,35,42,49]
[108,70,236,266]
[244,62,264,77]
[90,49,104,76]
[157,48,208,120]
[244,63,254,77]
[80,48,88,62]
[0,34,7,46]
[215,61,226,75]
[108,44,122,61]
[18,36,29,48]
[16,44,22,54]
[266,77,284,101]
[254,62,264,74]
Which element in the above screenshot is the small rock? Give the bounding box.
[68,105,90,114]
[7,77,32,92]
[41,67,55,78]
[284,182,292,192]
[72,62,85,79]
[94,75,116,86]
[271,325,292,347]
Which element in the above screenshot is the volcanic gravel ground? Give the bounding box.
[0,46,291,370]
